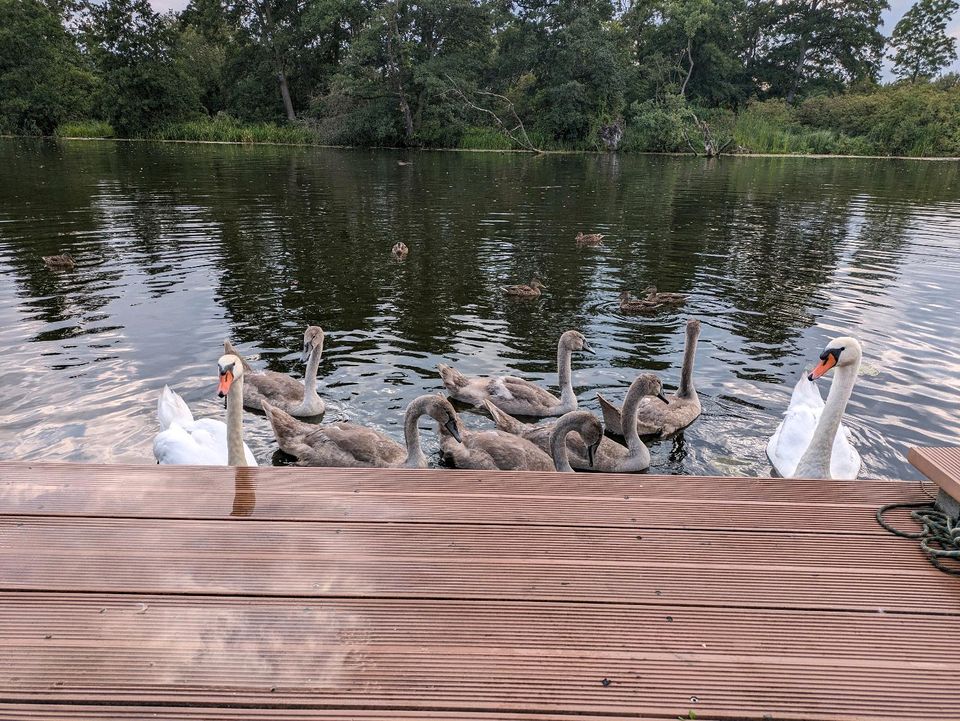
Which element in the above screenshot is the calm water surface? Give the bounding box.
[1,139,958,479]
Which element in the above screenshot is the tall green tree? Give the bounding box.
[890,0,959,81]
[747,0,889,102]
[495,0,628,144]
[319,0,495,145]
[0,0,96,134]
[626,0,748,106]
[82,0,199,135]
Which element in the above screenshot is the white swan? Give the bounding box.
[766,336,862,480]
[153,354,257,466]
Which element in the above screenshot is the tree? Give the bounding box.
[495,0,629,144]
[0,0,96,134]
[890,0,959,81]
[81,0,200,135]
[625,0,749,107]
[747,0,889,102]
[318,0,495,145]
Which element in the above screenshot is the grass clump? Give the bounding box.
[152,114,317,144]
[56,120,114,138]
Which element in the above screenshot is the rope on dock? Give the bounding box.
[876,501,960,576]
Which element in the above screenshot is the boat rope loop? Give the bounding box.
[876,501,960,576]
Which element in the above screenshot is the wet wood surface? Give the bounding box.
[1,462,957,720]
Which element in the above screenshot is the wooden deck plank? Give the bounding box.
[0,463,928,534]
[3,592,957,721]
[2,594,956,667]
[1,463,956,721]
[909,446,960,501]
[2,517,956,612]
[0,708,669,721]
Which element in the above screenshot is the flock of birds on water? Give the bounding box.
[44,237,865,480]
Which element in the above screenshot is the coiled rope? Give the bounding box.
[876,480,960,575]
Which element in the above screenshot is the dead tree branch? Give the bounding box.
[443,76,541,153]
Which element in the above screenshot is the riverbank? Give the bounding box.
[32,87,960,159]
[13,134,958,162]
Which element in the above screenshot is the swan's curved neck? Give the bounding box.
[677,330,699,399]
[303,340,323,402]
[402,397,431,468]
[549,414,579,472]
[795,364,858,478]
[557,343,576,409]
[226,375,248,466]
[621,383,651,462]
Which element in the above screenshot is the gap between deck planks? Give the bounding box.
[0,462,957,721]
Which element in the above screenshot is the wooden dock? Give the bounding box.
[1,461,959,720]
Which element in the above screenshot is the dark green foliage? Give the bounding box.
[747,0,889,102]
[0,0,97,134]
[890,0,959,82]
[4,0,960,155]
[81,0,201,135]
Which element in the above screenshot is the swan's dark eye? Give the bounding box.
[819,347,844,362]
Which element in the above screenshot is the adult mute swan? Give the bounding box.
[225,326,326,417]
[438,330,594,418]
[485,374,667,473]
[598,319,702,437]
[153,354,257,466]
[766,336,862,480]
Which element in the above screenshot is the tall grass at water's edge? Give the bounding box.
[55,120,115,138]
[152,116,317,144]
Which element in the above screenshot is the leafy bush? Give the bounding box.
[622,97,691,152]
[56,120,115,138]
[796,83,960,156]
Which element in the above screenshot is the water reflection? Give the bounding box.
[0,139,958,479]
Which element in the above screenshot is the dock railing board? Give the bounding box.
[1,461,959,721]
[909,446,960,518]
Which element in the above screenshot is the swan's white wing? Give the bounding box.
[766,375,823,478]
[153,418,257,466]
[829,422,861,480]
[157,386,194,431]
[153,423,227,465]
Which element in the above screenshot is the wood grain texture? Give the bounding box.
[0,462,956,721]
[0,462,928,533]
[909,446,960,501]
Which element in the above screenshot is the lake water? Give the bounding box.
[1,139,958,479]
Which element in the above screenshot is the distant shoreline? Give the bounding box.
[5,134,960,162]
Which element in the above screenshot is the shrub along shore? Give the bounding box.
[45,83,960,159]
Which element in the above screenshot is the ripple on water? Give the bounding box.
[0,141,958,479]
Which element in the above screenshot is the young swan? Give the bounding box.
[440,409,602,472]
[438,330,595,418]
[226,327,326,417]
[392,242,409,259]
[485,374,666,473]
[766,336,862,480]
[599,319,702,438]
[502,279,546,298]
[153,354,257,466]
[263,394,460,468]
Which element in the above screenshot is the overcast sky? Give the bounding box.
[148,0,960,80]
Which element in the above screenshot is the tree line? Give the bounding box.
[2,0,958,153]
